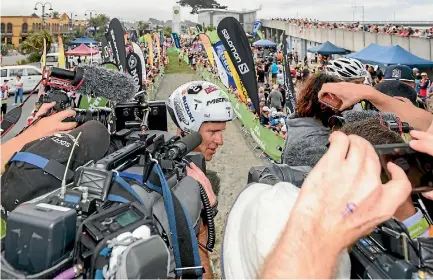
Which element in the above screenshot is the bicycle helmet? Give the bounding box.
[167,81,234,133]
[326,58,367,81]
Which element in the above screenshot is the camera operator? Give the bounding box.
[1,102,77,174]
[319,82,433,131]
[223,132,411,278]
[167,80,234,277]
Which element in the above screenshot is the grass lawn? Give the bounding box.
[165,49,195,74]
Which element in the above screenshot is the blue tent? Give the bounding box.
[69,36,98,45]
[347,44,433,68]
[307,41,348,55]
[253,39,277,47]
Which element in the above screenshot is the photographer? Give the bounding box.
[223,132,411,278]
[1,102,77,174]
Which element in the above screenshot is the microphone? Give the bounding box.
[168,132,203,160]
[341,110,399,124]
[49,65,136,103]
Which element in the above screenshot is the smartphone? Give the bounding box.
[374,143,433,193]
[319,92,343,110]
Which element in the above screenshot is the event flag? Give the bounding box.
[212,47,229,88]
[132,42,146,82]
[213,41,236,88]
[126,52,143,92]
[146,34,154,67]
[196,24,203,34]
[57,36,65,68]
[41,38,47,70]
[101,36,112,63]
[283,33,296,113]
[106,18,127,72]
[172,32,181,49]
[217,17,259,115]
[199,34,215,68]
[257,30,264,39]
[252,20,262,38]
[224,51,248,103]
[153,33,161,64]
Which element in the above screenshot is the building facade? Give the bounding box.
[197,8,260,32]
[1,13,88,47]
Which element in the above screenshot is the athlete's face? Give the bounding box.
[196,122,226,161]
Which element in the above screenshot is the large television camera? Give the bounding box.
[248,164,433,279]
[1,129,213,279]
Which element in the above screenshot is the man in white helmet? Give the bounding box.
[167,80,234,161]
[167,80,234,278]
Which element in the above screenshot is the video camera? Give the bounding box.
[1,128,213,279]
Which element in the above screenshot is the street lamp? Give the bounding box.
[352,6,365,23]
[84,10,97,20]
[67,11,78,30]
[34,1,53,26]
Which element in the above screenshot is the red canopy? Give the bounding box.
[65,43,99,56]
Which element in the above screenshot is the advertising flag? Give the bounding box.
[101,36,112,63]
[283,34,296,113]
[106,18,127,72]
[213,41,235,88]
[196,24,203,33]
[217,17,259,115]
[57,36,65,68]
[225,51,248,103]
[252,20,262,38]
[198,34,215,68]
[153,33,161,64]
[212,47,229,88]
[41,38,47,69]
[126,52,143,92]
[172,32,181,49]
[132,42,146,82]
[145,34,154,67]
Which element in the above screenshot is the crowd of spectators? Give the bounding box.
[271,18,433,38]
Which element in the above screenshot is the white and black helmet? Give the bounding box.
[167,81,234,133]
[326,58,367,81]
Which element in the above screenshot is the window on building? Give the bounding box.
[1,69,7,78]
[1,23,4,33]
[6,38,12,45]
[22,23,28,34]
[7,23,12,33]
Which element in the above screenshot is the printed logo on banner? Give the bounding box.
[128,55,137,69]
[182,95,195,122]
[238,63,250,74]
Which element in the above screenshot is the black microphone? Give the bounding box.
[50,65,136,103]
[168,132,203,160]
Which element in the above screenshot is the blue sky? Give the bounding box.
[1,0,432,22]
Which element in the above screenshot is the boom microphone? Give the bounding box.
[168,132,203,160]
[50,65,136,103]
[342,110,400,124]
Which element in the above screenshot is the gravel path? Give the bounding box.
[155,73,268,278]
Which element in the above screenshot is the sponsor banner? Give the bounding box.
[57,36,65,68]
[145,34,154,67]
[153,33,161,64]
[101,36,112,63]
[252,20,262,38]
[41,38,47,69]
[217,17,260,115]
[196,24,203,33]
[283,33,296,114]
[126,52,143,92]
[199,67,284,161]
[224,50,248,103]
[131,42,146,81]
[106,18,127,72]
[212,47,229,88]
[198,34,215,68]
[213,41,236,88]
[257,30,264,39]
[172,32,181,49]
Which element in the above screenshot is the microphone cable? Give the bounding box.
[198,182,216,252]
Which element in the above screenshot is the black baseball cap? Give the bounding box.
[1,121,110,214]
[375,80,418,105]
[384,65,415,82]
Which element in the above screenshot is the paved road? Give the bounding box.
[1,55,28,66]
[1,94,38,142]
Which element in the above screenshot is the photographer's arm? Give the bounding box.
[1,105,76,174]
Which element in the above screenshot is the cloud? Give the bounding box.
[1,0,431,22]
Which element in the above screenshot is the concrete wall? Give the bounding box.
[262,20,433,62]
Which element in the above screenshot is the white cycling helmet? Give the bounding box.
[167,81,234,133]
[326,58,367,81]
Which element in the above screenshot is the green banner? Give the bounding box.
[197,65,284,161]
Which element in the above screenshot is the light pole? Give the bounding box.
[34,1,53,27]
[67,11,77,31]
[352,6,365,23]
[84,10,97,21]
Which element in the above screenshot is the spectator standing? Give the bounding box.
[264,60,271,84]
[269,85,283,112]
[13,75,23,105]
[256,64,265,87]
[419,73,431,98]
[277,69,284,85]
[1,84,7,119]
[271,61,279,84]
[375,66,383,81]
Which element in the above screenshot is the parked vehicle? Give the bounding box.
[0,65,42,95]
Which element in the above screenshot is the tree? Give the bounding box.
[89,14,110,30]
[137,21,149,36]
[51,11,60,19]
[177,0,227,14]
[21,29,54,54]
[163,26,172,37]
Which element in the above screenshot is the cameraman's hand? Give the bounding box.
[187,163,216,207]
[291,132,411,253]
[318,82,376,110]
[410,121,433,200]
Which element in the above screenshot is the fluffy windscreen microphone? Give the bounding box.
[1,121,110,214]
[76,65,136,103]
[342,110,399,124]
